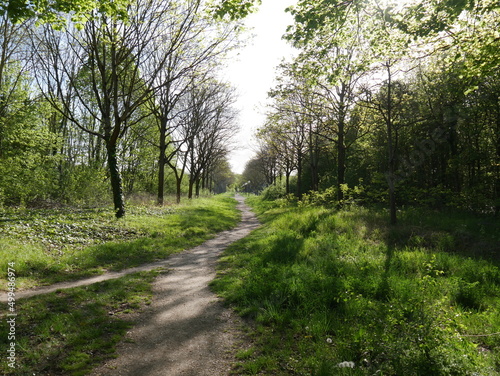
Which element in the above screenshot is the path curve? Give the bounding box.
[1,194,259,303]
[87,194,260,375]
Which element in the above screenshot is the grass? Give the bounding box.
[0,194,241,375]
[0,194,240,290]
[212,196,500,375]
[0,270,159,375]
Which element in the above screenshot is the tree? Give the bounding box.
[267,74,311,198]
[181,79,238,199]
[240,157,268,194]
[209,156,235,194]
[258,118,297,195]
[148,0,241,205]
[32,0,188,217]
[286,5,373,202]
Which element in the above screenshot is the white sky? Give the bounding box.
[224,1,297,174]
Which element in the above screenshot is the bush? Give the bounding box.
[60,164,111,207]
[261,184,286,201]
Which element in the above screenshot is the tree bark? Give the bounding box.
[297,152,303,199]
[195,178,201,197]
[188,176,194,199]
[337,128,346,203]
[106,141,126,218]
[157,126,167,206]
[176,177,182,204]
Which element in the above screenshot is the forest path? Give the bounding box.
[87,194,260,375]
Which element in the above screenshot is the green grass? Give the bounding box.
[212,197,500,375]
[0,270,159,375]
[0,194,240,289]
[0,194,240,375]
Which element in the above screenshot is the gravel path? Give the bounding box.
[88,194,260,376]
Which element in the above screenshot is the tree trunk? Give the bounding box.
[297,153,303,199]
[285,171,291,195]
[386,64,397,225]
[158,157,165,206]
[176,177,182,204]
[157,126,167,206]
[188,176,194,199]
[337,131,346,203]
[195,178,201,197]
[106,141,125,218]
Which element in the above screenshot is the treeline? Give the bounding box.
[0,0,240,216]
[242,0,499,222]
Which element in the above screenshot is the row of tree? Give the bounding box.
[0,0,241,216]
[242,0,499,223]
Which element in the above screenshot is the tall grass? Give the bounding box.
[212,198,500,375]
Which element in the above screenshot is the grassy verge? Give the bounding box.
[0,194,240,375]
[0,194,240,290]
[1,270,158,375]
[212,197,500,375]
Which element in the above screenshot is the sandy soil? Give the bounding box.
[87,194,260,375]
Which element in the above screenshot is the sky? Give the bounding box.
[224,1,297,174]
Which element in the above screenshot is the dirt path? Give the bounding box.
[86,194,260,375]
[1,194,259,304]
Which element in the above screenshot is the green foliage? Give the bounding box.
[298,183,366,208]
[1,0,129,25]
[212,0,261,20]
[213,196,500,375]
[58,164,110,207]
[261,184,286,201]
[0,84,60,206]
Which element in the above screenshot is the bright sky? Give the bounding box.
[224,1,297,174]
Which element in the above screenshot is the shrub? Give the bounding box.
[261,184,286,201]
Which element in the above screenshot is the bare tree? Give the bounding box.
[148,0,241,205]
[31,0,192,217]
[179,78,238,199]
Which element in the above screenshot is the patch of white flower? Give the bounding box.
[337,361,355,368]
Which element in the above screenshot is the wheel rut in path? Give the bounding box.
[87,194,260,376]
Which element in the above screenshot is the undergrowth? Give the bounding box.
[212,196,500,375]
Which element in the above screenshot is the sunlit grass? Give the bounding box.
[0,194,240,289]
[0,194,241,375]
[0,271,159,375]
[213,197,500,375]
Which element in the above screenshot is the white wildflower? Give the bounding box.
[326,337,333,343]
[338,361,355,368]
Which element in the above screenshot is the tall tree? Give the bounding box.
[181,79,238,199]
[32,0,187,217]
[148,0,241,205]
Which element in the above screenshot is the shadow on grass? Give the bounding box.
[6,195,241,289]
[215,200,500,375]
[0,271,157,376]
